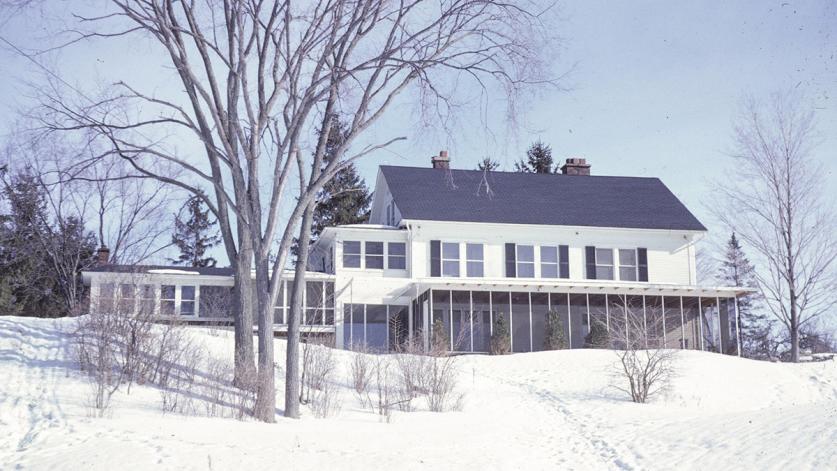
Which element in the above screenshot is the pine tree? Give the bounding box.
[170,195,221,267]
[477,158,500,172]
[490,312,511,355]
[515,140,555,173]
[294,116,371,261]
[544,310,567,350]
[717,233,773,359]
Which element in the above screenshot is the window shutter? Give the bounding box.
[585,246,596,279]
[559,245,570,279]
[638,248,649,282]
[430,240,441,277]
[505,243,516,278]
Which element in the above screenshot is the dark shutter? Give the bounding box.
[430,240,441,277]
[638,248,648,282]
[505,243,516,278]
[559,245,570,279]
[585,246,596,279]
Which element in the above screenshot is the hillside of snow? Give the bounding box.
[1,316,835,471]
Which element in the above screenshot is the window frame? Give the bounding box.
[387,242,407,270]
[465,243,484,277]
[441,242,461,277]
[595,247,615,280]
[161,284,176,316]
[342,240,362,269]
[540,246,559,279]
[516,244,535,278]
[365,241,385,270]
[618,248,639,281]
[180,285,197,316]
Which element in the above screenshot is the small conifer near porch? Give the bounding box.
[544,310,568,350]
[490,313,511,355]
[585,318,609,348]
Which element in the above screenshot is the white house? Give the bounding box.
[82,153,747,355]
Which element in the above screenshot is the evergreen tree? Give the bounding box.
[717,233,773,359]
[311,115,371,241]
[515,140,555,173]
[490,312,511,355]
[477,157,500,172]
[544,310,567,350]
[170,195,221,267]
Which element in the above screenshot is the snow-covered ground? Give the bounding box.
[1,316,835,471]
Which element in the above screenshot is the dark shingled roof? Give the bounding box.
[86,265,234,276]
[380,166,706,231]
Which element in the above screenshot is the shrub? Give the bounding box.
[544,310,567,350]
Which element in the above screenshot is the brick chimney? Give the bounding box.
[560,157,591,176]
[431,150,450,169]
[96,246,111,265]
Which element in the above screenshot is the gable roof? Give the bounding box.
[380,166,706,231]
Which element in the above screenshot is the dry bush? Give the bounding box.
[300,337,341,418]
[610,296,677,404]
[425,354,463,412]
[349,343,374,406]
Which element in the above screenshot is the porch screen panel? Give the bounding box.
[491,292,510,349]
[625,295,645,349]
[701,298,720,352]
[511,292,531,352]
[452,291,472,352]
[344,304,364,350]
[547,293,570,350]
[608,295,627,349]
[366,304,388,352]
[664,297,684,349]
[587,294,608,348]
[431,290,452,351]
[719,298,738,355]
[682,297,701,350]
[530,293,549,352]
[305,281,324,325]
[388,305,409,352]
[472,291,491,352]
[569,294,588,349]
[645,296,664,348]
[200,286,233,319]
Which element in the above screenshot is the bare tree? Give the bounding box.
[712,91,837,362]
[609,295,677,404]
[39,0,556,421]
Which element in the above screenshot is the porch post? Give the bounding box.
[566,292,572,349]
[661,295,666,348]
[642,295,648,349]
[679,296,685,350]
[698,296,704,351]
[734,295,742,357]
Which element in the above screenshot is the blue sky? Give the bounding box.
[0,0,835,260]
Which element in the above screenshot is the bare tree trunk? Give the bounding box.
[285,203,315,419]
[252,252,276,422]
[232,244,256,386]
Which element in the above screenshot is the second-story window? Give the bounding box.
[442,242,460,277]
[595,248,615,280]
[388,242,406,269]
[466,243,484,277]
[619,249,638,281]
[343,241,361,268]
[365,241,384,269]
[541,246,559,278]
[516,245,535,278]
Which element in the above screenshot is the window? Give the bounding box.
[305,281,325,325]
[388,242,406,270]
[365,241,384,269]
[516,245,535,278]
[343,241,361,268]
[466,243,484,277]
[97,283,116,312]
[441,242,460,277]
[540,246,558,278]
[273,281,286,324]
[118,284,135,314]
[138,284,155,315]
[595,248,614,280]
[181,286,196,316]
[161,285,176,315]
[619,249,638,281]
